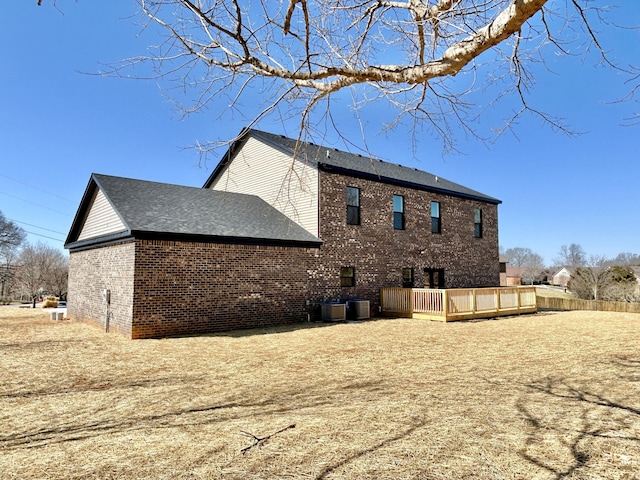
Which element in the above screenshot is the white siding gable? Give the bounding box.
[208,136,319,236]
[77,189,126,241]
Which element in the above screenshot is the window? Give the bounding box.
[402,268,414,288]
[393,195,405,230]
[346,187,360,225]
[474,208,483,238]
[431,201,441,234]
[425,268,445,289]
[340,267,356,287]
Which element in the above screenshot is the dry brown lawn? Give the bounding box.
[1,306,639,479]
[536,286,575,300]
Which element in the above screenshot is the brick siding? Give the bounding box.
[312,170,500,311]
[68,171,499,339]
[67,241,135,337]
[130,240,317,339]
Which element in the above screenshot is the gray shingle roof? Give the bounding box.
[65,174,321,248]
[204,129,501,204]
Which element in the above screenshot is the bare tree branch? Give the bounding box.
[80,0,637,151]
[240,424,296,454]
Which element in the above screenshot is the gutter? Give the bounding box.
[318,162,502,205]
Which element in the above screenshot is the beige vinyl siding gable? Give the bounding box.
[77,189,126,241]
[208,136,319,236]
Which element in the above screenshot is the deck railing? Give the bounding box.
[380,286,537,321]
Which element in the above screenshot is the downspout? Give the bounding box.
[102,289,111,332]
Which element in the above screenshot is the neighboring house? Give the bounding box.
[499,255,508,286]
[506,266,549,286]
[553,267,572,287]
[65,128,502,338]
[505,267,523,286]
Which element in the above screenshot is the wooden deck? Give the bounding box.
[380,286,537,321]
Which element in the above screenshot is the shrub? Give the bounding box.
[42,296,59,308]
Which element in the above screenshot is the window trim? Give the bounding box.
[346,186,360,225]
[340,266,356,287]
[402,267,414,288]
[474,208,483,238]
[425,268,445,289]
[393,194,405,230]
[431,201,441,234]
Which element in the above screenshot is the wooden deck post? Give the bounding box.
[442,289,449,320]
[409,289,415,317]
[470,289,476,314]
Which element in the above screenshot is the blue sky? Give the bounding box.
[1,1,638,267]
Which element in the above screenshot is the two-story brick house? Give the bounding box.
[65,128,501,338]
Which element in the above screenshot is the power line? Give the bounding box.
[23,229,65,243]
[7,217,67,236]
[0,191,73,217]
[0,174,76,204]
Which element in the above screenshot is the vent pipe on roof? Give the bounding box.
[326,149,330,158]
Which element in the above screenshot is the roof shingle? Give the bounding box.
[65,174,322,248]
[204,129,501,205]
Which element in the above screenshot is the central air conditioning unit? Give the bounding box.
[347,300,370,320]
[321,303,346,322]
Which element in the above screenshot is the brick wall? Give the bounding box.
[67,241,135,337]
[130,240,318,339]
[68,171,499,339]
[312,170,500,311]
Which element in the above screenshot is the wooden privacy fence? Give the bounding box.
[537,296,640,314]
[380,286,537,321]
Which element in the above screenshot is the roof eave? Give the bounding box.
[64,175,100,246]
[65,173,132,246]
[202,128,253,188]
[65,231,134,252]
[131,230,323,248]
[318,163,502,205]
[66,229,323,252]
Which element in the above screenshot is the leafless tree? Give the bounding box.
[0,212,25,303]
[504,247,545,284]
[504,247,538,268]
[67,0,632,153]
[0,211,25,251]
[15,242,69,307]
[612,252,640,266]
[0,245,20,304]
[554,243,587,269]
[522,252,545,285]
[47,253,69,300]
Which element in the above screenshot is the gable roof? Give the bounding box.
[203,128,501,205]
[65,174,322,250]
[553,267,573,277]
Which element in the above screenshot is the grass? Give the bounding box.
[535,285,575,299]
[1,306,639,479]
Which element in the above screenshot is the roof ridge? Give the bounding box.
[66,173,322,249]
[248,128,385,162]
[242,129,500,205]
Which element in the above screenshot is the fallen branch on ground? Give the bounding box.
[240,424,296,454]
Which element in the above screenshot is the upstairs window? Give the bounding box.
[346,187,360,225]
[431,201,441,234]
[393,195,405,230]
[402,267,414,288]
[474,208,483,238]
[340,267,356,287]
